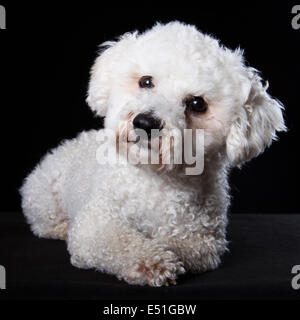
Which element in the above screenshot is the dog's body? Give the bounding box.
[21,22,285,286]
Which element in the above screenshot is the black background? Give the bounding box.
[1,1,299,214]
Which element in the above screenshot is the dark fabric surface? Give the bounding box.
[0,212,299,300]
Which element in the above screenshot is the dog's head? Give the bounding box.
[87,22,286,170]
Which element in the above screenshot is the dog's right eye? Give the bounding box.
[139,76,154,89]
[184,96,208,114]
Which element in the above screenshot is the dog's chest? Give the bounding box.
[110,166,204,237]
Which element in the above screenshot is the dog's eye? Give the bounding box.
[185,96,208,113]
[139,76,154,89]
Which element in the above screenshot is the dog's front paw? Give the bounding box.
[124,249,185,287]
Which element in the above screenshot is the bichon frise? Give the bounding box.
[21,22,286,286]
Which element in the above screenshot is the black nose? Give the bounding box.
[133,112,163,137]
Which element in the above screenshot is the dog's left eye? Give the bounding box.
[139,76,154,89]
[184,96,208,113]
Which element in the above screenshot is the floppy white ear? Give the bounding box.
[86,32,138,117]
[226,68,286,166]
[86,42,117,117]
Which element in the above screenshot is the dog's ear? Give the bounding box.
[86,42,117,117]
[86,32,138,117]
[226,68,286,166]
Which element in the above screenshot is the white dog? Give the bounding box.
[20,22,286,286]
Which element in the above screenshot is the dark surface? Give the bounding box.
[0,212,299,300]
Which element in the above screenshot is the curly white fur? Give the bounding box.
[20,22,286,286]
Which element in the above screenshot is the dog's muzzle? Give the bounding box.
[133,112,163,138]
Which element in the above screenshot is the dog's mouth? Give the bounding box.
[127,137,158,153]
[127,136,161,150]
[116,112,180,172]
[127,120,162,150]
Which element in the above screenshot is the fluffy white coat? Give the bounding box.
[21,22,285,286]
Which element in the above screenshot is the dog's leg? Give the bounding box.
[160,233,228,273]
[20,155,69,240]
[67,203,185,286]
